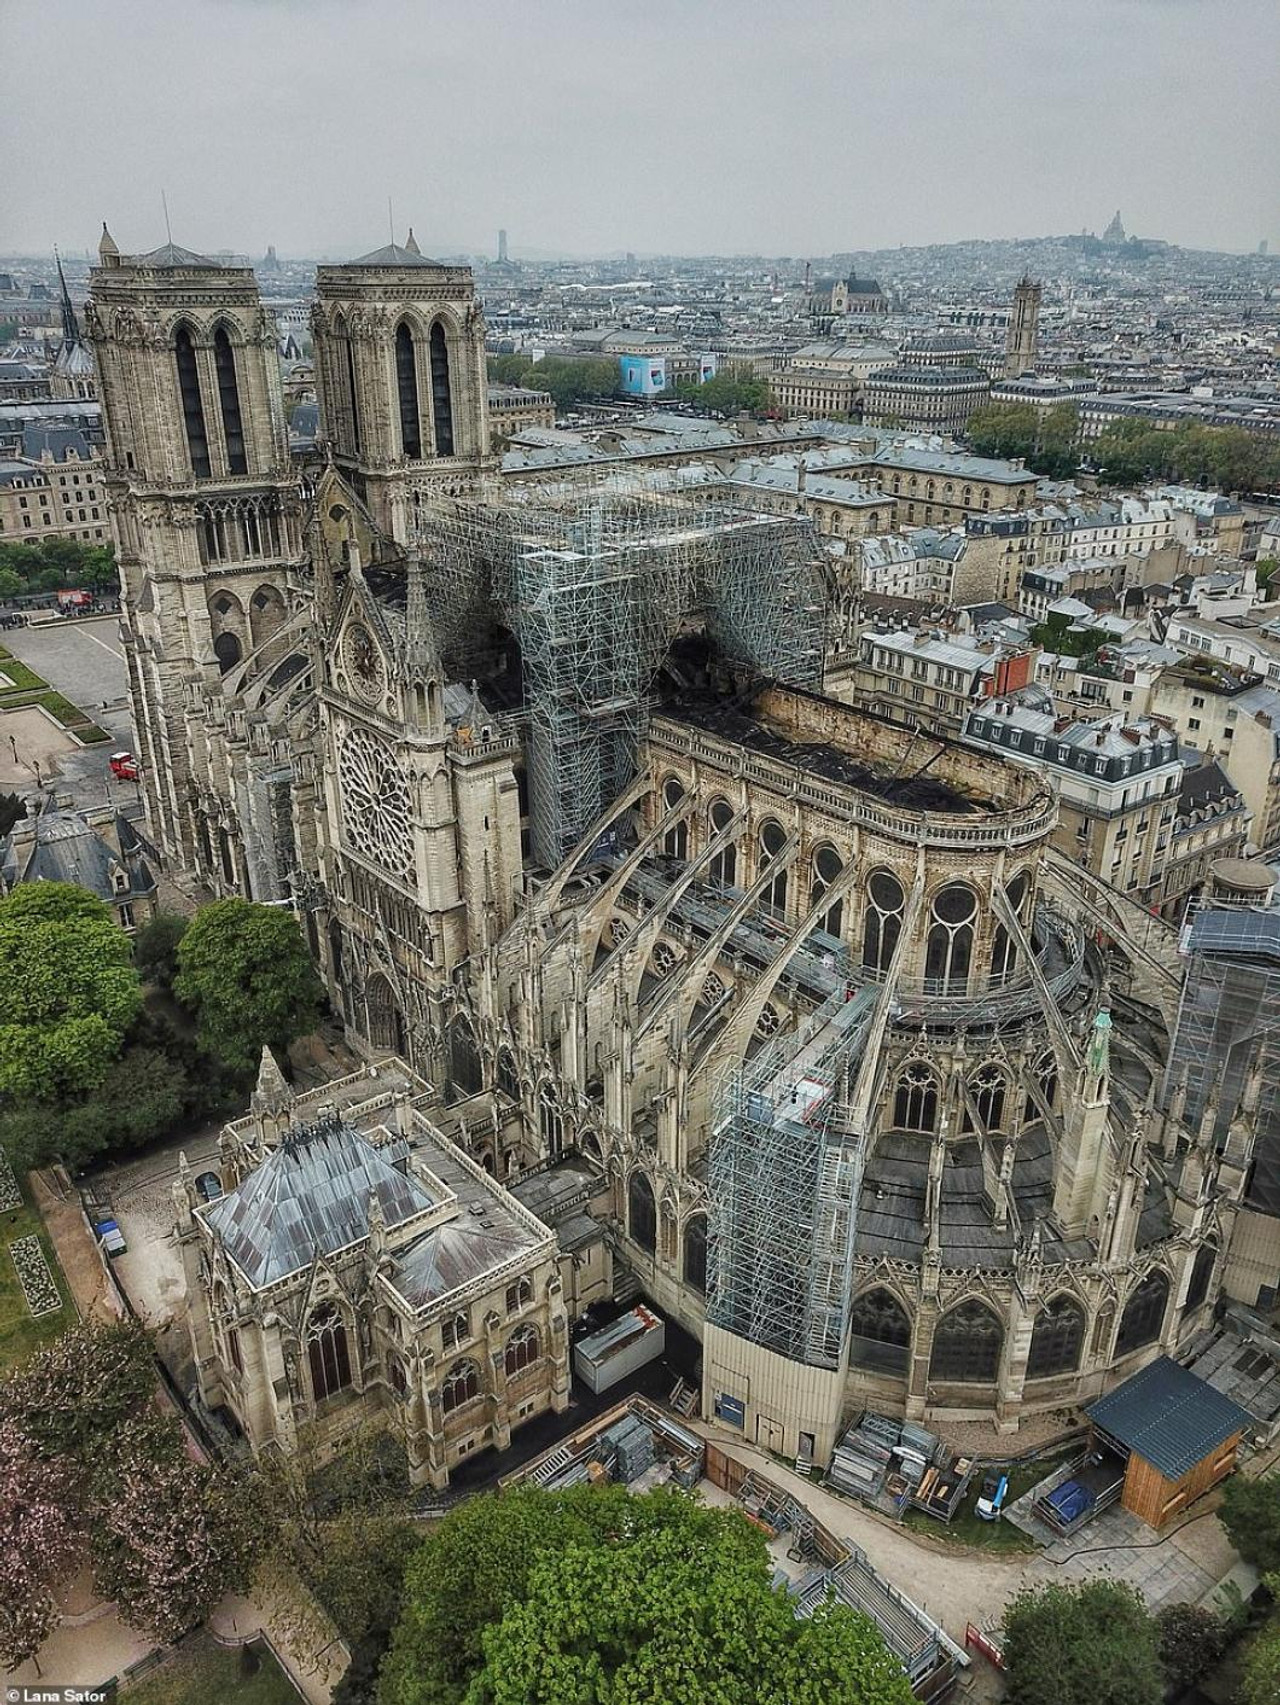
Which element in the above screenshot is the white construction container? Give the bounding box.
[573,1304,666,1394]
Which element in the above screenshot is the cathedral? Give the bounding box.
[87,229,1249,1485]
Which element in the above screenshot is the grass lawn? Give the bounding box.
[900,1447,1079,1553]
[0,1172,74,1371]
[123,1635,299,1705]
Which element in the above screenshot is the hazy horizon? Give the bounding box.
[5,0,1278,262]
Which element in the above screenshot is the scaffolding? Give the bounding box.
[1165,901,1280,1214]
[706,983,878,1369]
[414,475,826,868]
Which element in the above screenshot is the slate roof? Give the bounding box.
[1086,1356,1253,1480]
[202,1117,437,1287]
[390,1211,541,1308]
[1,809,154,900]
[130,243,220,269]
[346,242,441,269]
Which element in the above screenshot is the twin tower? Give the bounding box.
[86,226,491,868]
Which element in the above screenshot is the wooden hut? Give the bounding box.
[1085,1356,1253,1530]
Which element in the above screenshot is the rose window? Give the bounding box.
[338,728,415,884]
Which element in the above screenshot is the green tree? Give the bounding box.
[0,883,142,1101]
[1257,558,1279,599]
[133,911,190,990]
[675,370,770,417]
[1243,1582,1280,1705]
[174,898,322,1075]
[1220,1471,1280,1573]
[1155,1602,1224,1695]
[486,354,535,386]
[0,1319,156,1461]
[465,1518,913,1705]
[0,566,25,601]
[382,1485,912,1705]
[0,792,26,836]
[1002,1580,1163,1705]
[965,402,1080,478]
[0,539,118,598]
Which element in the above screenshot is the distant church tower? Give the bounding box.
[1003,274,1042,378]
[87,227,303,873]
[310,232,491,541]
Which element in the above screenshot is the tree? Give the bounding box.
[675,370,770,417]
[0,539,118,598]
[0,1319,157,1461]
[1257,558,1279,599]
[0,1420,85,1669]
[1243,1584,1280,1705]
[382,1485,913,1705]
[1220,1471,1280,1573]
[465,1518,913,1705]
[133,911,190,990]
[1002,1580,1163,1705]
[0,792,26,837]
[1155,1602,1224,1695]
[174,898,322,1076]
[0,883,142,1102]
[91,1420,267,1643]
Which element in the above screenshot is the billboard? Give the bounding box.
[698,353,719,382]
[619,354,667,397]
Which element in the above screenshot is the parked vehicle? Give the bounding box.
[976,1472,1009,1520]
[109,751,138,781]
[95,1218,127,1257]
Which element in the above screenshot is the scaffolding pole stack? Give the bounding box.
[706,984,879,1369]
[413,474,828,870]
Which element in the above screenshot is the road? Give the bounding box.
[2,615,139,812]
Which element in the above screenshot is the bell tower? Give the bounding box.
[311,231,492,540]
[87,227,303,873]
[1003,274,1042,378]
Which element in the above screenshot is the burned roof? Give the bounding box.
[1086,1355,1253,1480]
[663,698,981,815]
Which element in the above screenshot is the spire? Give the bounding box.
[98,222,120,267]
[404,228,421,256]
[402,545,442,680]
[55,250,81,348]
[251,1045,294,1116]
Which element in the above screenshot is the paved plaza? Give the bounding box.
[2,616,139,811]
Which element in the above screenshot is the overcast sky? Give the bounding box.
[5,0,1278,261]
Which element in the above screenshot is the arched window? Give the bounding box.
[967,1066,1006,1134]
[497,1048,520,1103]
[213,631,242,674]
[628,1172,657,1254]
[1116,1270,1169,1356]
[1184,1243,1217,1315]
[306,1302,352,1402]
[662,777,687,861]
[395,321,422,458]
[441,1358,480,1414]
[683,1214,707,1294]
[810,843,845,938]
[1091,1303,1116,1359]
[175,325,211,478]
[848,1287,911,1374]
[504,1324,539,1378]
[929,1299,1003,1383]
[389,1357,407,1398]
[328,918,345,989]
[894,1064,938,1133]
[925,885,976,995]
[538,1084,563,1158]
[449,1016,483,1099]
[430,321,454,456]
[862,869,904,975]
[213,325,247,475]
[579,1129,603,1164]
[707,798,736,887]
[991,873,1029,984]
[759,819,788,915]
[366,973,406,1055]
[505,1275,533,1314]
[1026,1295,1085,1378]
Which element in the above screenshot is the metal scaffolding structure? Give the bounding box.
[706,984,879,1369]
[1165,901,1280,1214]
[414,475,826,868]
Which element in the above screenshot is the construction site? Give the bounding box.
[413,475,827,866]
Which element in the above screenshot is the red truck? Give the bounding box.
[56,589,94,614]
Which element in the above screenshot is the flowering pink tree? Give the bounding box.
[91,1425,265,1644]
[0,1420,85,1669]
